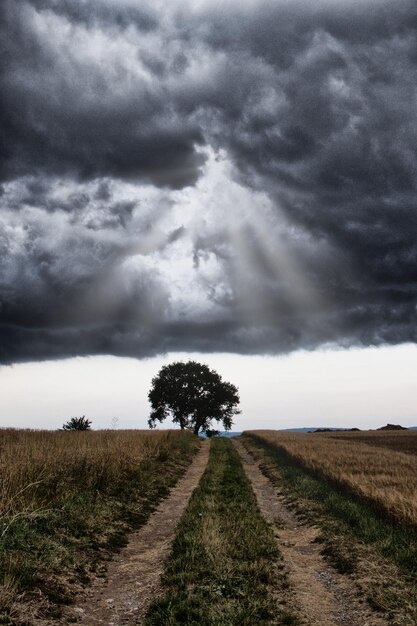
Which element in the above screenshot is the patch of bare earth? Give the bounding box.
[57,441,210,626]
[233,439,389,626]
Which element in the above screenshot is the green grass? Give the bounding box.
[145,438,299,626]
[242,434,417,624]
[0,432,199,625]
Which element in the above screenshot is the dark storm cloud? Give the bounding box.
[1,0,417,363]
[1,0,205,188]
[192,0,417,352]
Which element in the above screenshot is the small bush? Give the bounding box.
[62,416,92,431]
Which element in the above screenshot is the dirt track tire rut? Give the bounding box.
[59,441,210,626]
[233,438,389,626]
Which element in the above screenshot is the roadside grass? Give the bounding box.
[242,433,417,625]
[0,429,199,626]
[145,438,299,626]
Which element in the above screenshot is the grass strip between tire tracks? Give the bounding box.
[145,438,299,626]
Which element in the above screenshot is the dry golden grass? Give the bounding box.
[321,429,417,456]
[247,430,417,527]
[0,428,182,530]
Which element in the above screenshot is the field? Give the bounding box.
[320,429,417,456]
[0,428,199,625]
[245,429,417,527]
[2,427,417,625]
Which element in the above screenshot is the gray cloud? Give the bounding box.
[1,0,206,188]
[1,0,417,363]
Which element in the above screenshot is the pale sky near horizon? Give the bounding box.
[1,343,416,431]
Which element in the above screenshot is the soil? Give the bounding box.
[233,438,389,626]
[59,441,210,626]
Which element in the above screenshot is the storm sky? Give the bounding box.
[1,0,417,428]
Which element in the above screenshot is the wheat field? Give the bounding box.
[319,429,417,456]
[246,430,417,527]
[0,428,191,541]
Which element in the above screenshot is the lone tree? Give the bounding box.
[148,361,240,436]
[62,416,92,431]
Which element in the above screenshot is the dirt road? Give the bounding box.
[60,442,209,626]
[55,437,395,625]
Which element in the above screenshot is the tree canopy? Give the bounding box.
[148,361,240,435]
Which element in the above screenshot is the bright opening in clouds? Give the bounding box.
[1,0,417,428]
